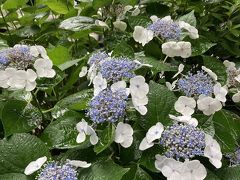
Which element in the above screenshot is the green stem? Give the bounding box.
[42,108,54,114]
[163,56,168,63]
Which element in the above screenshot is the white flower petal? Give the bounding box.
[113,20,127,31]
[25,81,37,91]
[76,132,86,143]
[202,66,217,81]
[169,114,198,127]
[93,73,107,96]
[90,134,99,145]
[111,81,127,92]
[134,105,147,115]
[79,66,88,77]
[150,15,159,22]
[95,20,109,28]
[139,137,154,150]
[132,96,148,106]
[232,91,240,103]
[67,160,91,168]
[121,136,133,148]
[24,156,47,175]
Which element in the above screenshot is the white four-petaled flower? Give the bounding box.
[133,26,154,46]
[114,122,134,148]
[130,75,149,115]
[197,95,222,116]
[174,96,196,116]
[93,73,107,96]
[155,155,207,180]
[139,122,164,150]
[204,134,222,168]
[34,58,56,78]
[76,119,98,145]
[213,83,228,102]
[162,41,191,58]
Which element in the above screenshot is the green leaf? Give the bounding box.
[94,124,115,154]
[0,133,50,174]
[58,58,85,71]
[122,164,152,180]
[3,0,28,9]
[0,39,8,50]
[212,110,240,153]
[216,166,240,180]
[191,38,216,56]
[139,81,177,130]
[201,115,215,137]
[15,25,40,37]
[135,53,178,74]
[205,170,221,180]
[47,45,71,66]
[117,0,137,5]
[139,146,162,173]
[203,56,227,85]
[92,0,112,9]
[128,16,151,29]
[112,41,135,58]
[40,111,89,149]
[0,173,30,180]
[59,16,95,31]
[178,10,196,27]
[1,100,42,137]
[146,3,170,17]
[44,0,69,14]
[78,159,129,180]
[51,89,93,118]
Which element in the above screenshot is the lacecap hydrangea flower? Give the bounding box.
[139,120,222,179]
[172,64,227,116]
[24,156,91,179]
[147,16,181,40]
[0,44,55,91]
[133,15,199,58]
[79,51,150,116]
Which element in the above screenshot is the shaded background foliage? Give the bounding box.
[0,0,240,179]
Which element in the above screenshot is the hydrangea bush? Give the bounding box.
[0,0,240,180]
